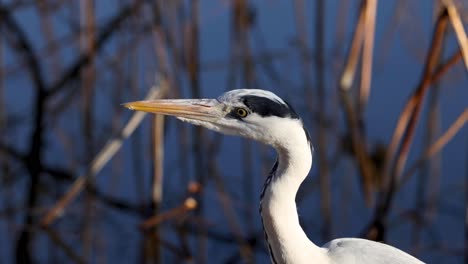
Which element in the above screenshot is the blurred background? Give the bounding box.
[0,0,467,263]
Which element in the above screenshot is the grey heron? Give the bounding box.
[124,89,424,264]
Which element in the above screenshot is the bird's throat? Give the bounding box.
[260,129,326,263]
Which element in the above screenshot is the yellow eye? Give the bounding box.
[236,108,248,118]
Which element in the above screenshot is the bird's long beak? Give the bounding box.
[123,98,223,122]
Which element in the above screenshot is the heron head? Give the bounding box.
[124,89,308,148]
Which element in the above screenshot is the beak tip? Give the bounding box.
[121,102,135,110]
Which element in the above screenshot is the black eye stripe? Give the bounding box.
[241,95,299,119]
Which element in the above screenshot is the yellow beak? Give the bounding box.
[122,99,222,122]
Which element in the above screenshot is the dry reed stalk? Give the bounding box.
[40,87,163,227]
[368,13,449,239]
[431,49,463,83]
[443,0,468,70]
[152,115,165,209]
[365,8,465,242]
[339,2,375,204]
[359,0,378,111]
[385,10,448,188]
[150,112,165,263]
[411,76,441,254]
[400,108,468,186]
[340,2,367,91]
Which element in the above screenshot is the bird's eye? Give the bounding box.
[236,108,249,118]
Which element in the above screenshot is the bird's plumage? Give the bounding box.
[325,238,423,263]
[124,89,424,264]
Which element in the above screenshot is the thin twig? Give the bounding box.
[140,197,197,229]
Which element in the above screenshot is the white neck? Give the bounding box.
[260,125,328,264]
